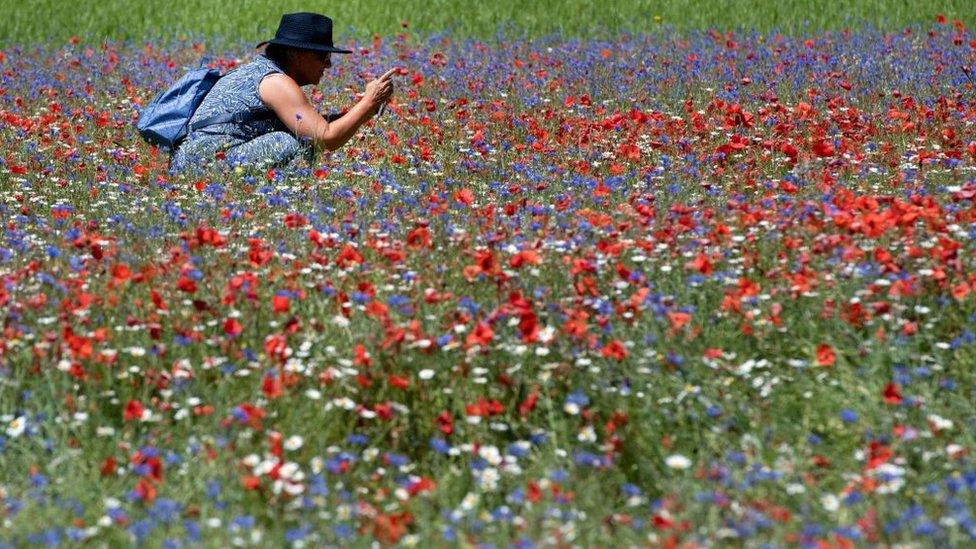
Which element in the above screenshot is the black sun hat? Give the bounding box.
[256,12,353,54]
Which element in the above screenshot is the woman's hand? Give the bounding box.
[362,68,396,112]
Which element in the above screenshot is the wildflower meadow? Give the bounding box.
[2,4,976,547]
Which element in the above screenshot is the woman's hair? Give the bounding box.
[263,43,300,66]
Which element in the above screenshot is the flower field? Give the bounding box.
[2,17,976,547]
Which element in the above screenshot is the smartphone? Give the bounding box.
[377,68,398,116]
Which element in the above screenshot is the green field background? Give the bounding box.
[3,0,975,45]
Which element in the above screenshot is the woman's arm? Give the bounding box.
[258,69,395,151]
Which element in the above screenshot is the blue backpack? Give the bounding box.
[136,66,273,153]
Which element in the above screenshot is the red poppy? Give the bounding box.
[436,410,454,435]
[601,339,628,360]
[812,139,835,157]
[388,374,409,389]
[406,226,431,249]
[123,400,144,421]
[223,317,243,337]
[374,402,394,420]
[407,476,436,496]
[272,294,290,314]
[336,244,364,268]
[263,333,288,363]
[261,373,282,399]
[882,382,902,405]
[454,188,474,205]
[816,344,836,366]
[353,344,371,367]
[100,456,117,477]
[111,263,131,283]
[519,386,540,417]
[667,311,692,331]
[133,477,157,502]
[175,277,196,293]
[465,322,494,347]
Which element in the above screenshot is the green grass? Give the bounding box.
[3,0,975,46]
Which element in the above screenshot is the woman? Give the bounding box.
[170,12,394,174]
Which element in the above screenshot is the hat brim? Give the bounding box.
[256,38,352,54]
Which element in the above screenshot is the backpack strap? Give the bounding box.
[189,108,277,132]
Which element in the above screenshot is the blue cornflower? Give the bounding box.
[913,521,938,536]
[526,431,547,446]
[29,472,48,488]
[506,442,530,458]
[309,474,329,496]
[30,529,62,547]
[430,438,452,454]
[574,451,608,468]
[230,515,255,531]
[150,498,182,523]
[346,433,369,445]
[183,520,201,542]
[842,491,862,505]
[508,487,525,505]
[128,519,156,541]
[564,390,589,409]
[727,451,746,464]
[325,454,355,475]
[333,523,353,540]
[285,524,311,543]
[205,480,221,499]
[621,483,642,497]
[65,528,87,542]
[107,507,127,522]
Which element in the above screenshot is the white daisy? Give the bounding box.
[665,454,692,470]
[284,435,304,451]
[6,416,26,438]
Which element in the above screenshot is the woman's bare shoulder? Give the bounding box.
[258,72,306,106]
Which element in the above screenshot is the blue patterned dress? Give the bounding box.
[169,55,314,174]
